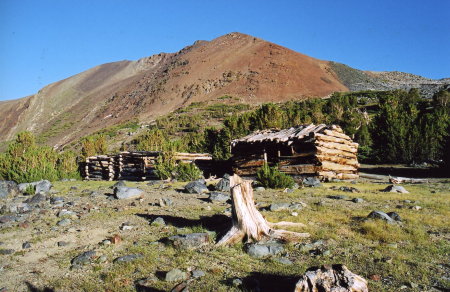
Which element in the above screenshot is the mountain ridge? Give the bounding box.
[0,32,448,148]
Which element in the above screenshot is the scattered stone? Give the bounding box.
[109,234,121,244]
[246,242,284,258]
[254,187,265,192]
[114,186,144,200]
[215,176,230,192]
[136,274,159,287]
[410,205,422,210]
[22,242,31,249]
[191,270,206,278]
[58,210,77,218]
[369,274,381,281]
[403,200,411,203]
[208,192,230,202]
[112,181,127,189]
[120,222,134,230]
[0,249,15,255]
[97,255,107,263]
[232,278,243,287]
[291,212,298,216]
[409,282,419,289]
[23,193,46,205]
[57,241,69,247]
[35,180,52,194]
[387,243,398,249]
[101,240,111,245]
[0,181,20,198]
[352,198,364,203]
[367,211,395,223]
[322,250,331,256]
[50,197,64,204]
[0,215,18,223]
[151,217,166,227]
[8,202,31,213]
[159,197,174,207]
[338,186,360,193]
[113,254,143,263]
[383,185,409,194]
[302,177,321,187]
[274,257,293,265]
[184,181,208,194]
[327,195,349,200]
[386,212,402,221]
[295,264,368,292]
[70,186,78,190]
[284,188,295,193]
[269,202,305,211]
[165,268,188,282]
[71,250,96,266]
[57,218,71,226]
[167,233,210,249]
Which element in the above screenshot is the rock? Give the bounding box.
[112,181,126,189]
[57,218,71,226]
[208,192,230,202]
[0,181,20,198]
[352,198,364,203]
[113,254,143,263]
[386,212,402,221]
[101,240,111,245]
[19,180,52,195]
[151,217,166,226]
[114,186,143,200]
[70,186,78,190]
[120,222,134,230]
[57,241,69,247]
[191,270,206,278]
[159,197,174,207]
[22,242,31,249]
[269,202,305,212]
[0,249,15,255]
[291,212,298,216]
[167,233,209,249]
[253,186,265,192]
[369,274,381,281]
[58,210,77,218]
[184,181,208,194]
[71,250,96,266]
[327,195,349,200]
[8,202,31,213]
[0,215,19,223]
[338,186,360,193]
[232,278,243,287]
[165,268,188,282]
[383,185,409,194]
[50,197,64,204]
[97,255,107,263]
[295,264,368,292]
[403,200,411,203]
[302,177,321,187]
[274,257,293,265]
[367,211,395,223]
[410,205,422,210]
[215,177,230,192]
[23,193,46,205]
[246,242,284,258]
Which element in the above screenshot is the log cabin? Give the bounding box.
[231,124,359,180]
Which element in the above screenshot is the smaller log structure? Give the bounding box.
[231,124,359,180]
[84,151,212,181]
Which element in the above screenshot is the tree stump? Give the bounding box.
[216,174,310,246]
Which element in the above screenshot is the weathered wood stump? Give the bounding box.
[216,174,309,246]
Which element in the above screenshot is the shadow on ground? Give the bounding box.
[224,272,299,292]
[25,282,55,292]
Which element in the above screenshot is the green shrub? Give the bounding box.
[154,151,176,180]
[256,163,295,189]
[175,163,203,181]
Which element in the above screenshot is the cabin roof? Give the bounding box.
[231,124,338,146]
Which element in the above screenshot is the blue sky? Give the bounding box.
[1,0,449,101]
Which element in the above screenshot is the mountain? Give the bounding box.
[0,32,448,148]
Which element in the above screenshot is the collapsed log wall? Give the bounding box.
[231,124,359,180]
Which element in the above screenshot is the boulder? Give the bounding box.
[367,211,395,223]
[386,211,401,221]
[302,177,321,187]
[71,250,96,266]
[184,181,208,194]
[0,181,20,198]
[165,268,188,282]
[112,181,126,189]
[383,185,409,194]
[23,193,46,205]
[294,264,368,292]
[113,254,143,263]
[269,202,305,212]
[246,242,284,258]
[215,177,230,192]
[18,180,52,195]
[209,192,230,202]
[114,186,143,199]
[151,217,166,226]
[167,233,209,249]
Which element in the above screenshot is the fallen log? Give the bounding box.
[216,175,309,246]
[389,176,429,184]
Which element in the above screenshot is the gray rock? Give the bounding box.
[58,210,76,218]
[254,187,265,192]
[57,218,71,226]
[209,192,230,202]
[23,193,46,205]
[403,200,411,203]
[383,185,409,194]
[114,186,143,199]
[246,242,284,258]
[22,242,31,249]
[215,177,230,192]
[184,181,208,194]
[19,180,52,195]
[270,202,304,211]
[113,254,143,263]
[327,195,349,200]
[71,250,96,265]
[0,181,20,198]
[159,197,174,206]
[167,233,209,249]
[112,181,126,189]
[338,186,360,193]
[274,257,293,265]
[8,202,31,213]
[191,270,206,278]
[386,212,401,221]
[0,215,18,223]
[352,198,364,203]
[97,255,108,263]
[0,249,15,255]
[165,268,188,282]
[57,241,69,247]
[303,177,322,187]
[50,197,64,204]
[367,211,394,223]
[151,217,166,226]
[232,278,243,287]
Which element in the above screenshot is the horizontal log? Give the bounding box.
[337,173,359,180]
[278,151,316,159]
[319,161,357,172]
[331,125,344,133]
[389,176,428,184]
[322,129,351,141]
[316,147,357,159]
[315,141,358,153]
[234,159,265,168]
[279,164,317,174]
[316,155,359,167]
[314,133,356,145]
